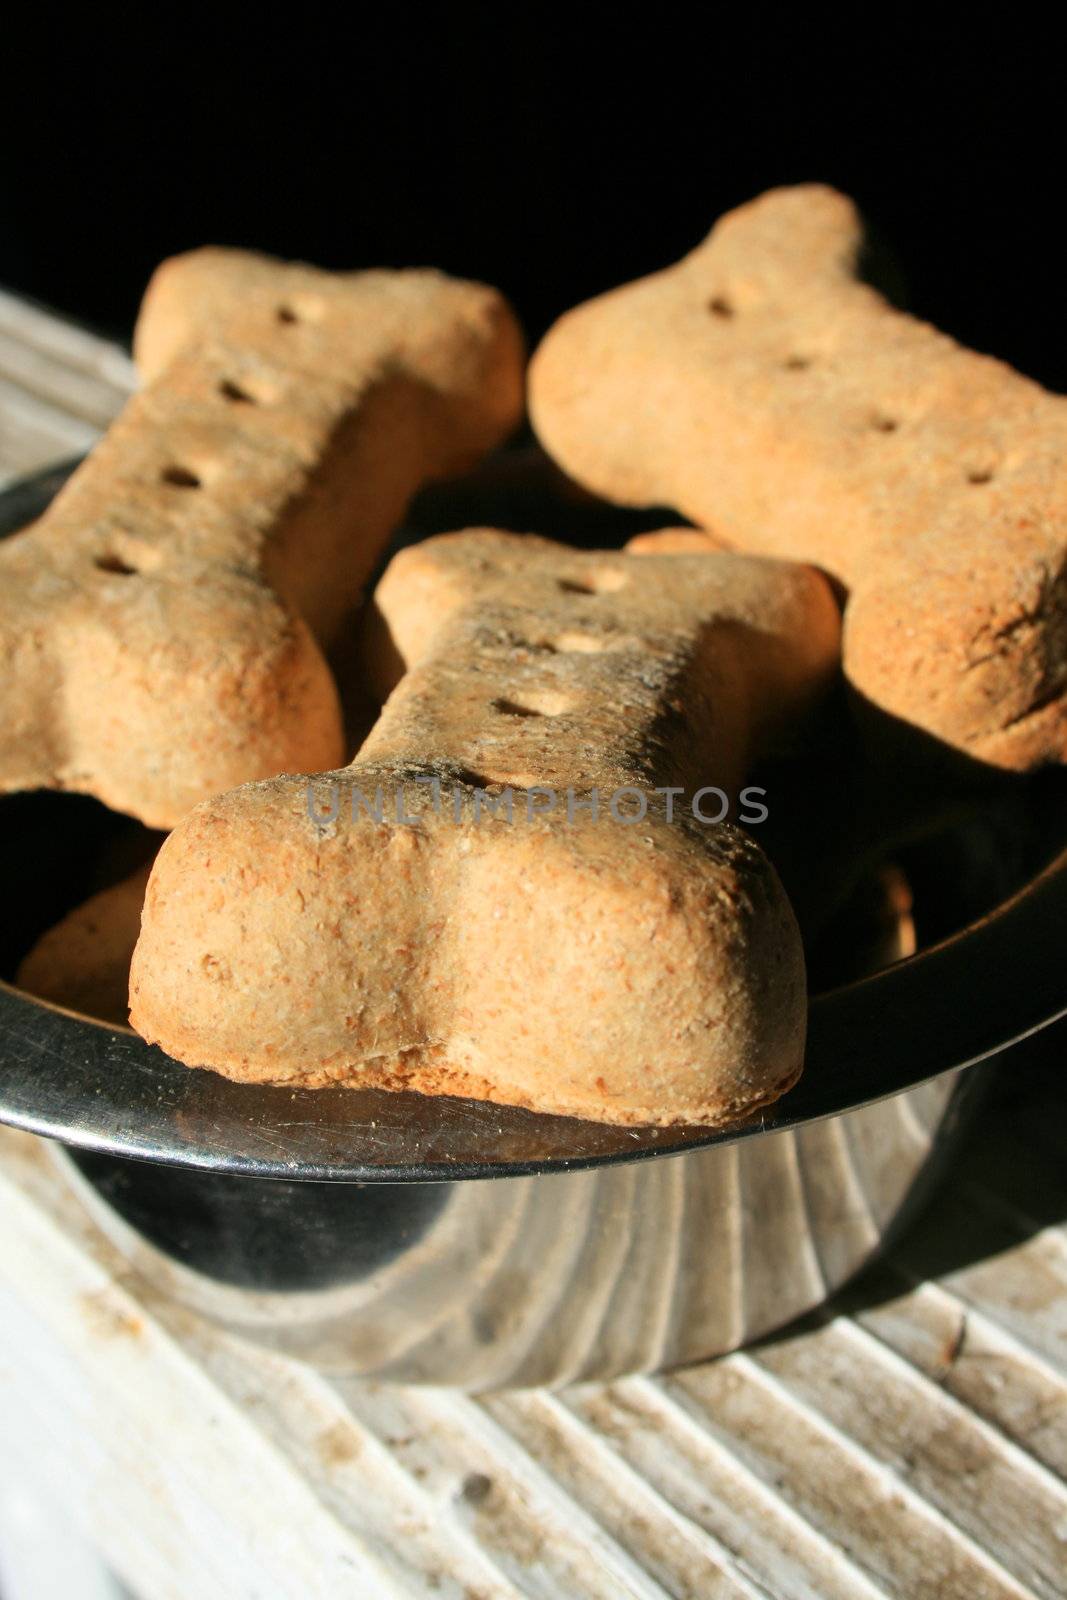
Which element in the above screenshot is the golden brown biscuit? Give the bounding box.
[0,249,524,826]
[626,527,732,556]
[530,184,1067,769]
[129,529,840,1126]
[17,865,151,1027]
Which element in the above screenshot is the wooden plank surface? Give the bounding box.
[0,289,133,487]
[0,290,1064,1600]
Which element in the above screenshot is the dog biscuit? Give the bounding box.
[0,249,524,826]
[530,184,1067,768]
[17,866,152,1027]
[129,529,840,1126]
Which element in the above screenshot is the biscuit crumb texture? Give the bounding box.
[130,529,840,1126]
[530,185,1067,769]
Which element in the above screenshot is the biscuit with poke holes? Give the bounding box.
[530,184,1067,769]
[129,528,840,1127]
[0,249,524,826]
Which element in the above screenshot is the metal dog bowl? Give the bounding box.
[1,459,1065,1389]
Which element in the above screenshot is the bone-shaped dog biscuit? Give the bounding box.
[129,529,840,1126]
[17,865,152,1027]
[530,184,1067,769]
[0,250,524,826]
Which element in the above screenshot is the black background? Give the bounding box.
[0,18,1063,385]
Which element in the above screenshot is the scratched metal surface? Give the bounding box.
[0,292,1065,1598]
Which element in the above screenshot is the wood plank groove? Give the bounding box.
[489,1388,779,1600]
[563,1378,896,1600]
[0,287,135,391]
[0,325,129,429]
[659,1360,1041,1600]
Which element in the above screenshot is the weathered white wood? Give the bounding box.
[0,1461,129,1600]
[0,371,102,486]
[0,287,130,484]
[861,1274,1067,1483]
[1,288,1066,1600]
[0,324,132,431]
[0,1134,416,1600]
[0,287,135,393]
